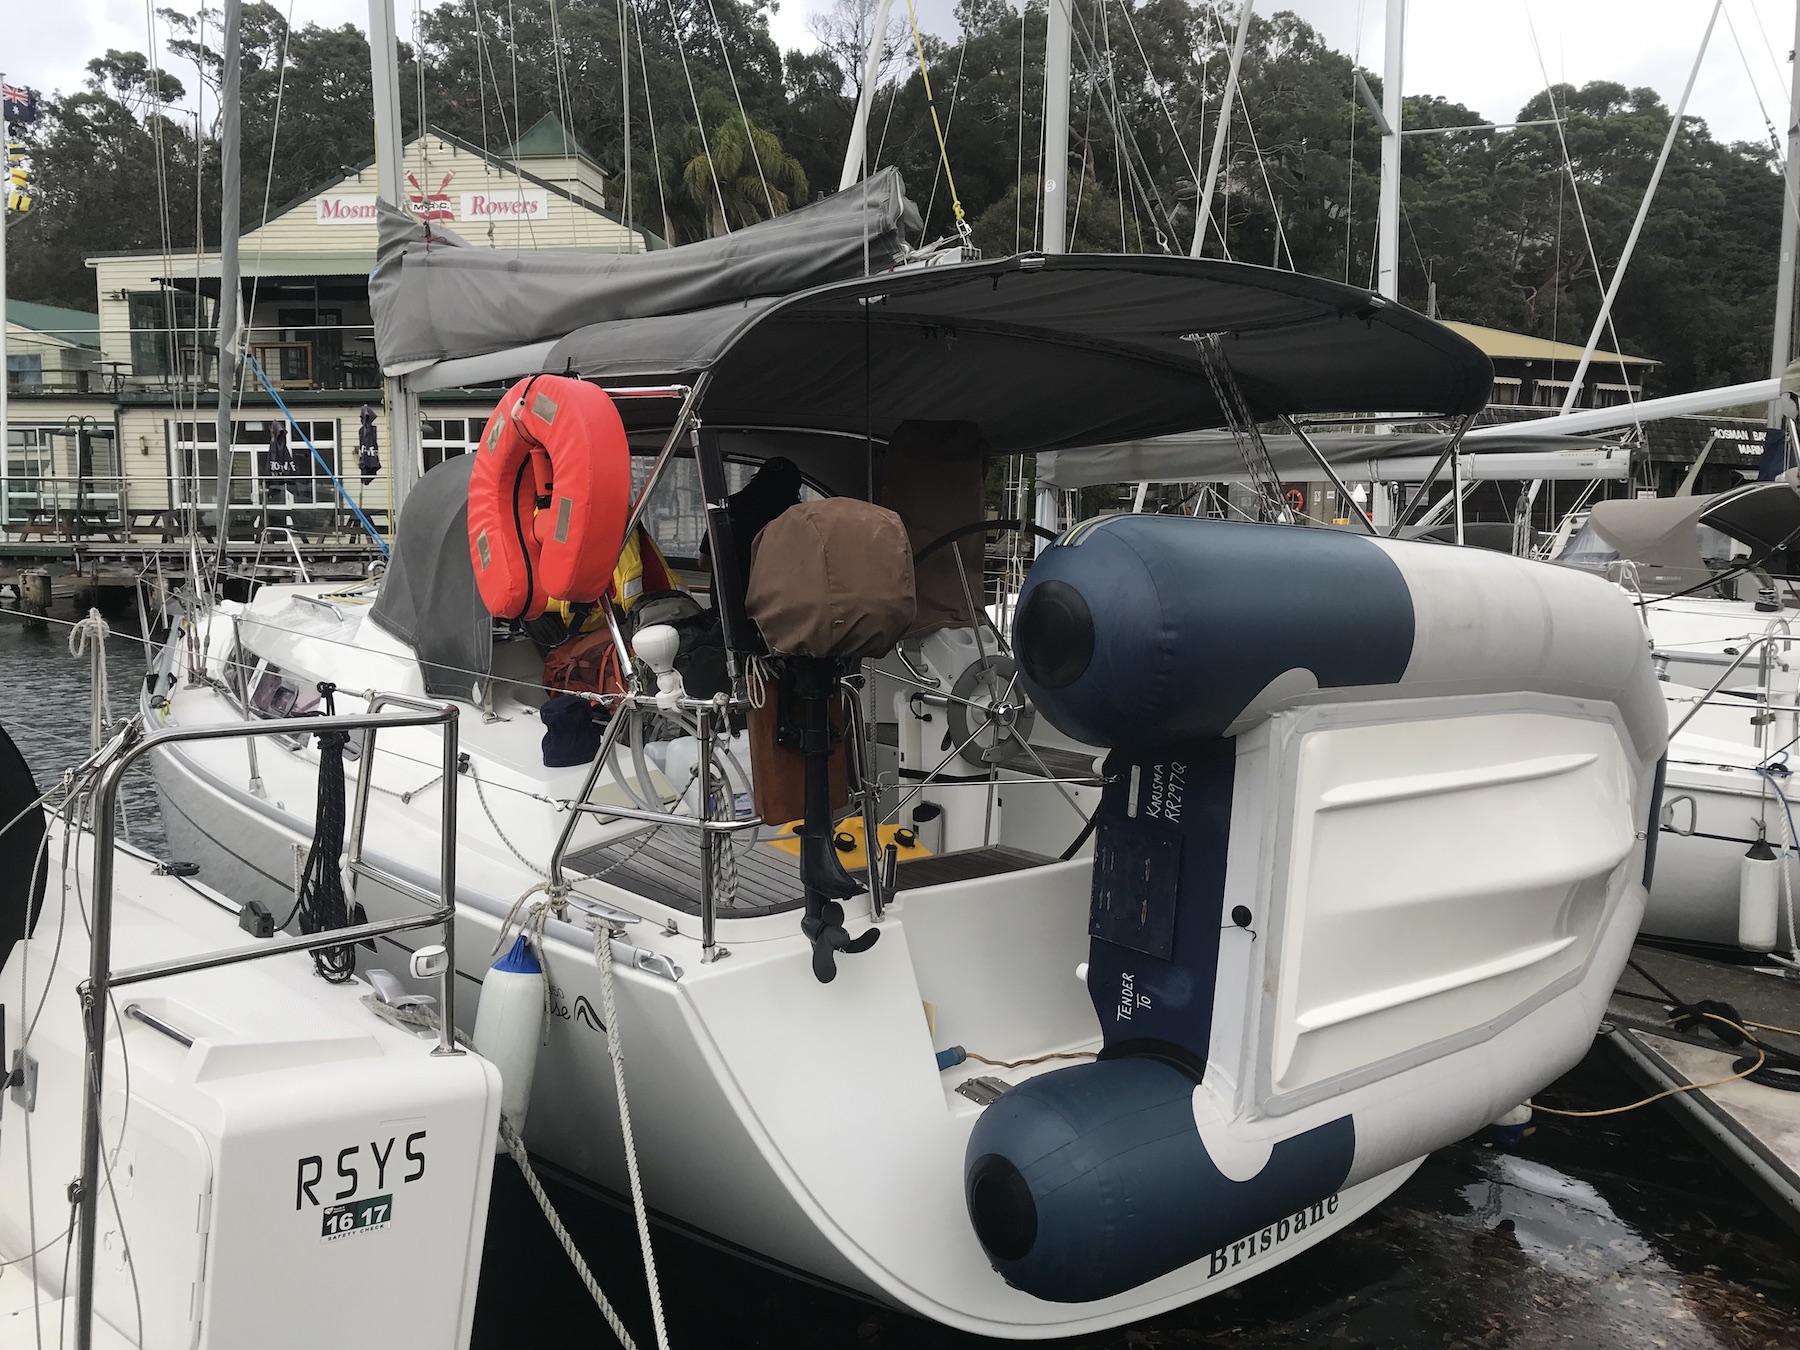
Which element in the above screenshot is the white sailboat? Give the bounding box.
[139,196,1668,1331]
[104,0,1672,1333]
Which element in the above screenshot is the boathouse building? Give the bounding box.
[5,116,650,541]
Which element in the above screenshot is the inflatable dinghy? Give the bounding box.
[968,514,1666,1302]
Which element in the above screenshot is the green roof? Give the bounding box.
[507,113,593,163]
[6,299,100,347]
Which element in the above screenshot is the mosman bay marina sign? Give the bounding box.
[316,185,551,225]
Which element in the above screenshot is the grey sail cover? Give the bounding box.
[368,454,491,700]
[371,168,920,369]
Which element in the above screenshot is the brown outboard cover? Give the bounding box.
[747,500,916,981]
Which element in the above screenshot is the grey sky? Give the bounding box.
[10,1,1797,154]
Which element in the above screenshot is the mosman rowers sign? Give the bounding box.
[315,174,549,225]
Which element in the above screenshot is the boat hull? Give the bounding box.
[151,732,1424,1337]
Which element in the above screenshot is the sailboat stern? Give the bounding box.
[960,515,1664,1308]
[965,1058,1354,1302]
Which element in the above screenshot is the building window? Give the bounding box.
[3,424,120,525]
[6,352,44,390]
[1489,377,1521,407]
[169,418,342,509]
[5,425,59,523]
[129,290,214,381]
[422,417,487,471]
[1531,379,1571,409]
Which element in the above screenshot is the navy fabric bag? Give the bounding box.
[540,694,604,768]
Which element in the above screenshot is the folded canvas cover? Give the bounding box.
[371,169,919,370]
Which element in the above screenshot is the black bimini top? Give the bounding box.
[541,255,1493,454]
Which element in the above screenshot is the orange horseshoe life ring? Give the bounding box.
[467,374,632,622]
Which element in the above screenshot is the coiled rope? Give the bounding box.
[294,683,358,981]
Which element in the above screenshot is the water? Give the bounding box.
[0,600,168,853]
[473,1049,1800,1349]
[4,600,1798,1349]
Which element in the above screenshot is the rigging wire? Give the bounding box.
[900,0,969,237]
[502,0,540,248]
[229,0,301,573]
[1194,4,1245,262]
[633,0,673,244]
[467,0,497,240]
[700,0,776,216]
[186,11,211,541]
[1232,78,1294,269]
[1113,0,1196,181]
[544,0,591,248]
[1523,9,1639,412]
[1748,0,1794,121]
[611,0,631,236]
[661,0,733,232]
[1016,2,1028,252]
[1035,0,1049,249]
[873,75,902,169]
[1067,4,1178,250]
[1070,51,1095,243]
[1100,0,1127,248]
[923,34,972,237]
[1725,4,1785,162]
[1344,0,1365,284]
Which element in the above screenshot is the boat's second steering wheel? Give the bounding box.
[909,519,1059,765]
[912,518,1060,651]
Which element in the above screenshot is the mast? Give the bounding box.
[1033,0,1074,539]
[1190,1,1254,257]
[839,0,898,190]
[1040,0,1073,252]
[369,0,421,520]
[1767,0,1800,453]
[1375,0,1404,300]
[1561,3,1719,415]
[210,0,242,579]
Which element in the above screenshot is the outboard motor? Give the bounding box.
[964,514,1665,1302]
[745,499,918,981]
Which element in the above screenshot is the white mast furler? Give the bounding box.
[210,0,242,580]
[1375,0,1404,301]
[839,0,899,190]
[1040,0,1073,253]
[1191,1,1254,258]
[1766,1,1800,437]
[1033,0,1075,539]
[369,0,421,520]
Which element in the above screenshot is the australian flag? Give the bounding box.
[2,85,39,128]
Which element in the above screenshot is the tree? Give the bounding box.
[5,0,1786,404]
[6,53,202,308]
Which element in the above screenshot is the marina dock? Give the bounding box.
[1606,944,1800,1238]
[0,535,387,617]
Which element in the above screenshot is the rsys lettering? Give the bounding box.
[295,1131,427,1210]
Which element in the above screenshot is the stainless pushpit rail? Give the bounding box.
[73,694,462,1350]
